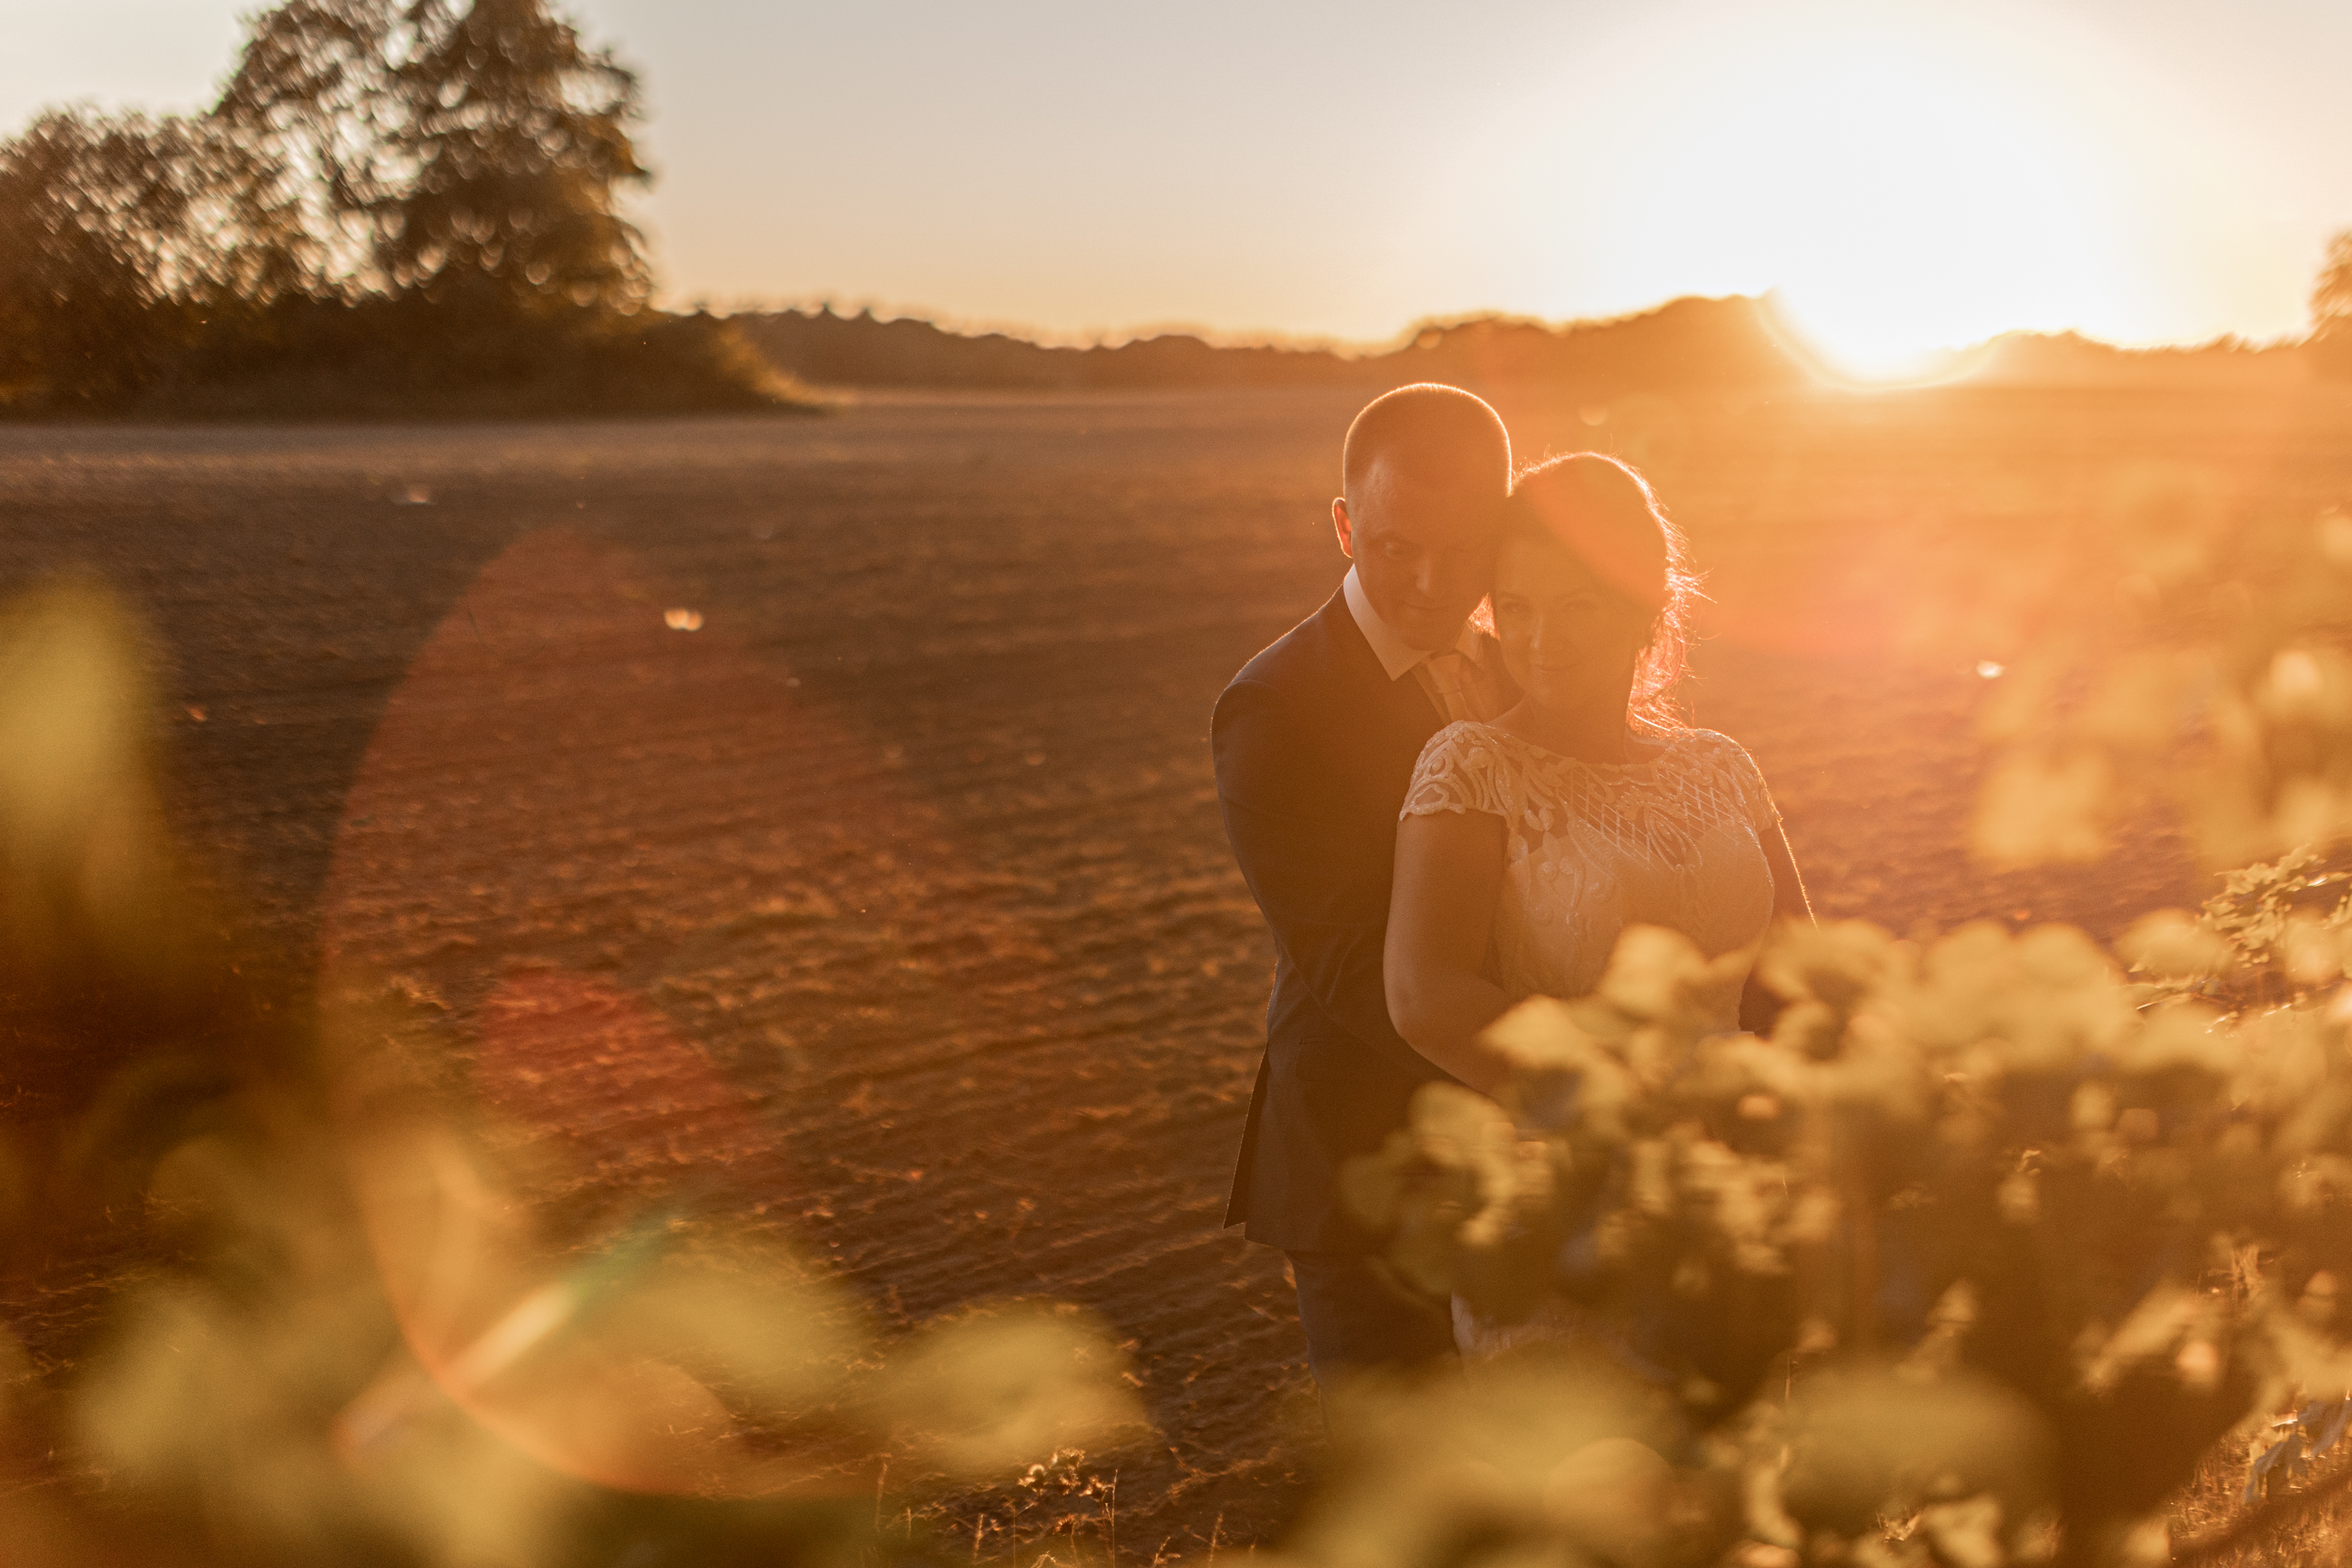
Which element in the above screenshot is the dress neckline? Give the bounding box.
[1453,718,1687,774]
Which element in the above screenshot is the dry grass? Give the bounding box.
[2170,1436,2352,1566]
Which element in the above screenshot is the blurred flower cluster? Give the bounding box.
[0,585,1143,1566]
[1935,477,2352,872]
[1344,904,2352,1568]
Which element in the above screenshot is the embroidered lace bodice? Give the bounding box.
[1401,721,1781,1019]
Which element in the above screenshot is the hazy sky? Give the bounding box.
[8,0,2349,363]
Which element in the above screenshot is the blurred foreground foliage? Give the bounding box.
[0,0,805,418]
[1346,907,2352,1568]
[0,585,1140,1565]
[1925,461,2352,874]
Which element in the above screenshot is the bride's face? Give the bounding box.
[1491,533,1654,715]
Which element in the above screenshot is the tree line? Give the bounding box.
[0,0,796,417]
[736,294,1818,394]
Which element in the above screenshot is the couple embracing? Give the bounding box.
[1213,384,1812,1394]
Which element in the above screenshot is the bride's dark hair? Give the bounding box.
[1490,451,1701,733]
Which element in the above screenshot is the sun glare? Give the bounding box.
[1492,5,2219,382]
[1763,293,1994,388]
[1665,17,2122,378]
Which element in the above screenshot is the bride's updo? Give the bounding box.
[1498,452,1699,731]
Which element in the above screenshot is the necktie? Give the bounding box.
[1418,649,1484,724]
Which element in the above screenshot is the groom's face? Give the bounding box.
[1333,456,1502,652]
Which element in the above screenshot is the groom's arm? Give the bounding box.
[1212,677,1439,1082]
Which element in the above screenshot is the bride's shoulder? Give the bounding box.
[1414,719,1516,769]
[1667,725,1749,756]
[1666,727,1779,801]
[1664,725,1767,774]
[1403,721,1519,818]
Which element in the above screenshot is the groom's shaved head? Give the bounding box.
[1341,383,1512,508]
[1333,384,1513,652]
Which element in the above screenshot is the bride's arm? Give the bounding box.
[1384,810,1516,1093]
[1740,818,1816,1032]
[1764,819,1812,924]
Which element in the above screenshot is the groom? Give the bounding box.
[1212,383,1515,1393]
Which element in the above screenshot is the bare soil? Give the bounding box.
[7,381,2352,1558]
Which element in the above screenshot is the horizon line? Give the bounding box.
[705,292,2318,361]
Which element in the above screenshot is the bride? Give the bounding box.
[1380,451,1812,1351]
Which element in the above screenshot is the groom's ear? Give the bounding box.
[1332,497,1356,559]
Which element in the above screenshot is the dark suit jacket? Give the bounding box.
[1213,587,1466,1252]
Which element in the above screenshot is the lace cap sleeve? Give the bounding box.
[1401,722,1514,821]
[1694,730,1783,834]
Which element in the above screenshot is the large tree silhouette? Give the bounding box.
[384,0,649,316]
[217,0,649,319]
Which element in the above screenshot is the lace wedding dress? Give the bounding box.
[1399,720,1784,1357]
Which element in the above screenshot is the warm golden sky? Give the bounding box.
[8,0,2348,366]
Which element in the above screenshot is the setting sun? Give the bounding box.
[1450,2,2312,374]
[1655,15,2123,377]
[1609,18,2111,374]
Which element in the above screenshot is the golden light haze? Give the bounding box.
[5,0,2345,359]
[1419,1,2323,373]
